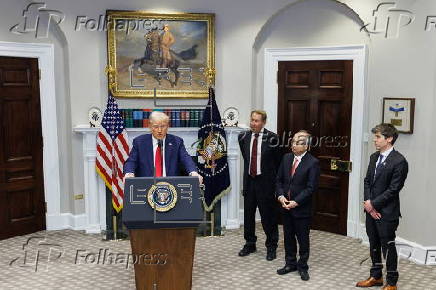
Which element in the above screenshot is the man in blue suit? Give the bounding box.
[124,111,203,183]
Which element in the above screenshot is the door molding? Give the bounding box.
[0,41,60,230]
[264,45,367,239]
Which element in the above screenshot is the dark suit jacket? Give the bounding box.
[123,133,196,177]
[275,152,320,218]
[238,129,282,195]
[364,149,408,221]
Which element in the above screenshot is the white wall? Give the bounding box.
[1,0,435,246]
[0,0,74,214]
[251,0,436,247]
[362,0,436,246]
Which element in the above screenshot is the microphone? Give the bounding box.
[157,139,163,148]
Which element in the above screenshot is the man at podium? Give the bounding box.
[124,111,203,184]
[123,111,203,290]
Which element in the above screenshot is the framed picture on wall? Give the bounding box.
[106,10,215,98]
[382,98,415,134]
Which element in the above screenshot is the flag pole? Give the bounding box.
[113,215,118,240]
[207,69,214,237]
[210,212,215,236]
[206,68,217,237]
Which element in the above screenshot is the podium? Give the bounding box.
[123,176,204,290]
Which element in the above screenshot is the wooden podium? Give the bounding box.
[130,228,196,289]
[123,177,203,290]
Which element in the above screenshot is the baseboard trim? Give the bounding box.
[359,223,436,265]
[347,219,365,239]
[225,219,240,230]
[396,237,436,265]
[239,209,244,225]
[46,213,87,231]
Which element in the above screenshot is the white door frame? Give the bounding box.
[264,45,367,238]
[0,41,61,230]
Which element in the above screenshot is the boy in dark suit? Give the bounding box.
[356,124,408,290]
[275,130,320,281]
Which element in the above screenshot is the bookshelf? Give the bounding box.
[120,108,205,128]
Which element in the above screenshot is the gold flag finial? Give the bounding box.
[105,65,117,94]
[204,67,216,87]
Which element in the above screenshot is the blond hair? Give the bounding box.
[149,111,169,124]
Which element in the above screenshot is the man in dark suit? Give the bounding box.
[356,124,408,290]
[238,110,281,261]
[276,130,320,281]
[124,111,203,183]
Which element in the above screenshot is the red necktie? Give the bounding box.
[250,133,259,177]
[155,145,163,177]
[290,157,299,177]
[288,157,299,199]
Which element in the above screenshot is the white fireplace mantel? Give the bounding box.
[73,125,244,233]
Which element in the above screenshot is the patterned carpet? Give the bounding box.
[0,224,435,290]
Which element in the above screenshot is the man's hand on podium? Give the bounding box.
[124,172,135,182]
[189,172,203,185]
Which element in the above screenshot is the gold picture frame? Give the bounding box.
[106,10,215,98]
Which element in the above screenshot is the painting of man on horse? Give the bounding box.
[110,15,213,96]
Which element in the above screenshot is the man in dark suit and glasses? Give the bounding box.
[356,124,408,290]
[275,130,320,281]
[238,110,281,261]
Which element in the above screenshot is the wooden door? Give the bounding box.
[277,60,353,235]
[0,56,45,240]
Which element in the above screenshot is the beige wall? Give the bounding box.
[1,0,435,246]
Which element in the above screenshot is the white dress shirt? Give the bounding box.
[374,146,394,175]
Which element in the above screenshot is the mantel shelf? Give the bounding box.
[73,125,246,133]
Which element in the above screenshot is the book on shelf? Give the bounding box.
[119,108,205,128]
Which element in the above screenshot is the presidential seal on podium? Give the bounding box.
[147,182,178,212]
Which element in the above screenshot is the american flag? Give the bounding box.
[96,93,130,212]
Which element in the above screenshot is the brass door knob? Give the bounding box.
[330,159,352,172]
